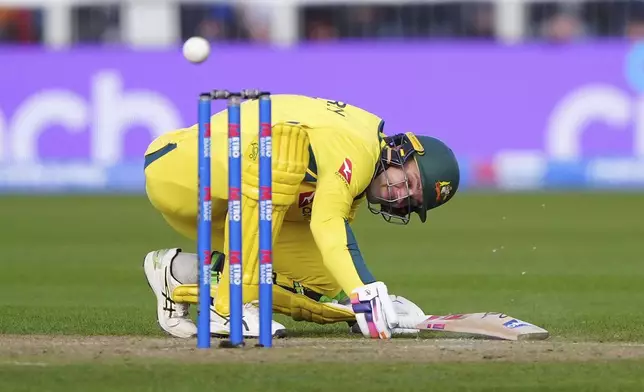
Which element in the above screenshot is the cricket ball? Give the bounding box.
[183,36,211,64]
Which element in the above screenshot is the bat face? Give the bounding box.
[399,312,549,341]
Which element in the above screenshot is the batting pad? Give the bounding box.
[172,283,355,325]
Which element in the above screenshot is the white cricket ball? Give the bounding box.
[183,36,211,64]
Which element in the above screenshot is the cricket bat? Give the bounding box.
[397,312,549,341]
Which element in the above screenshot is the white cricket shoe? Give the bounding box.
[143,248,198,338]
[210,301,287,339]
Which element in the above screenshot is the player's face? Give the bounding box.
[378,159,423,208]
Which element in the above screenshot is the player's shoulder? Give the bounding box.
[309,129,380,194]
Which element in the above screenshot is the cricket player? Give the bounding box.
[142,94,459,339]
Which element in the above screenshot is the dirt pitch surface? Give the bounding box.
[2,335,644,365]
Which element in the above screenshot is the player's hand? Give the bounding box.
[350,282,399,339]
[390,295,425,334]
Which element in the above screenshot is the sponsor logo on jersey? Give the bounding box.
[336,158,353,186]
[298,191,315,219]
[298,191,315,208]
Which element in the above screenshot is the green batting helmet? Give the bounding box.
[369,132,460,224]
[412,135,460,222]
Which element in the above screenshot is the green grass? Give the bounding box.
[1,192,643,390]
[2,360,644,392]
[1,192,642,340]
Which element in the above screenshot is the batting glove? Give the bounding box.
[350,282,399,339]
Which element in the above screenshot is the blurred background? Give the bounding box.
[1,0,644,192]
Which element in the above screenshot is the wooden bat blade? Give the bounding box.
[399,312,549,341]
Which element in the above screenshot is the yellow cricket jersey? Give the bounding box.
[147,94,384,294]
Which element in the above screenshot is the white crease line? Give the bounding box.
[2,361,49,367]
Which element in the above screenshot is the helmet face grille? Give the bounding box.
[368,133,422,225]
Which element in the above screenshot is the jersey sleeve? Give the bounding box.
[308,127,379,294]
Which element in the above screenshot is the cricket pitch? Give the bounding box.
[2,335,644,365]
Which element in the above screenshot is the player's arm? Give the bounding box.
[309,175,373,292]
[308,137,398,339]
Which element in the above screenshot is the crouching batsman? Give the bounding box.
[142,94,459,340]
